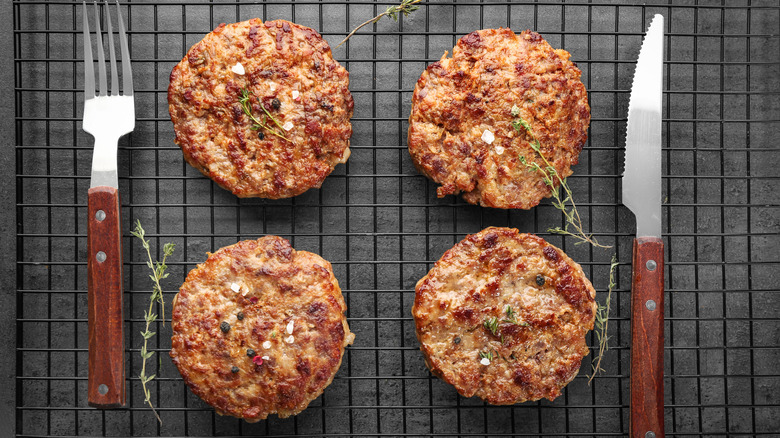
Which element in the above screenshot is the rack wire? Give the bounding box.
[12,0,780,436]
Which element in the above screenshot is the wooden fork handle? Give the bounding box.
[87,186,125,408]
[630,237,665,438]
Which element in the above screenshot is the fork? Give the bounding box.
[82,0,134,409]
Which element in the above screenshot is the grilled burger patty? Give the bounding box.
[170,236,354,421]
[168,19,353,199]
[413,227,596,404]
[408,28,590,209]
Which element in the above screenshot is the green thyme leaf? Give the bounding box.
[501,305,530,327]
[479,350,495,361]
[483,316,500,336]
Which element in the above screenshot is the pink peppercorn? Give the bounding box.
[252,356,263,366]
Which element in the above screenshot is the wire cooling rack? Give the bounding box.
[11,0,780,436]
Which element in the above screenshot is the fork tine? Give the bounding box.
[82,1,95,99]
[116,0,133,96]
[93,1,107,96]
[104,0,119,96]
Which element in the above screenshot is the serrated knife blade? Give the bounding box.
[623,14,664,238]
[623,14,666,438]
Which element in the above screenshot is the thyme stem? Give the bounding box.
[513,111,611,249]
[130,220,176,425]
[588,254,619,384]
[336,0,422,48]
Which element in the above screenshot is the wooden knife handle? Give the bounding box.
[630,237,665,438]
[87,186,125,408]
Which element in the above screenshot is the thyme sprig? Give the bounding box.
[588,254,619,384]
[483,316,499,336]
[336,0,422,48]
[512,105,610,249]
[484,307,530,346]
[501,305,529,326]
[130,220,176,425]
[239,88,292,143]
[479,350,495,362]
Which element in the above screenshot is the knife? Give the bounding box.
[622,14,665,438]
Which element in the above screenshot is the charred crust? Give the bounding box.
[459,30,483,50]
[543,246,560,262]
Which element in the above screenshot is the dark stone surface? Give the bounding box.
[0,0,16,436]
[7,0,780,436]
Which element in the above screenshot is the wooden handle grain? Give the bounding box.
[630,237,665,438]
[87,186,125,408]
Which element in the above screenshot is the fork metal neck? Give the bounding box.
[90,135,119,189]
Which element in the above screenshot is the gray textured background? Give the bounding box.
[8,0,780,436]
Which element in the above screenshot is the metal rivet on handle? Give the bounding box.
[645,432,656,438]
[646,260,657,271]
[98,384,108,395]
[646,299,657,311]
[96,251,106,263]
[95,210,106,221]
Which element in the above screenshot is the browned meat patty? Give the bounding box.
[412,227,596,404]
[170,236,354,421]
[168,19,353,199]
[408,29,590,209]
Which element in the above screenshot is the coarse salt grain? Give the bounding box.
[283,121,293,131]
[270,83,276,92]
[242,290,248,296]
[285,335,295,344]
[262,340,272,349]
[230,283,240,293]
[286,320,294,334]
[292,90,300,100]
[481,129,495,144]
[495,145,505,155]
[262,356,270,360]
[231,62,245,75]
[480,357,491,366]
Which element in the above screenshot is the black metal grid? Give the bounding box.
[11,0,780,436]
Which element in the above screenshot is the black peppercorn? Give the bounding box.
[231,366,239,373]
[237,312,244,321]
[454,337,461,344]
[271,98,281,110]
[536,274,545,286]
[247,348,256,357]
[258,131,265,140]
[220,321,230,333]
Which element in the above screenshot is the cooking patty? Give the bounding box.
[168,19,353,199]
[170,236,354,421]
[408,28,590,209]
[412,227,596,404]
